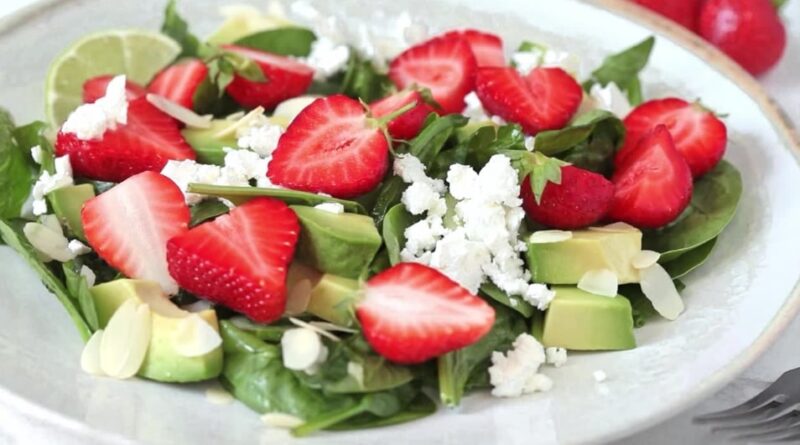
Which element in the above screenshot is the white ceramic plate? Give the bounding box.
[1,0,799,444]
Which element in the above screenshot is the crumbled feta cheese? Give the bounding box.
[62,75,128,140]
[402,181,446,216]
[31,155,74,216]
[523,283,556,310]
[303,37,351,80]
[429,229,492,293]
[545,347,568,368]
[462,91,491,123]
[593,370,608,383]
[403,217,445,257]
[80,265,97,287]
[314,202,344,214]
[30,145,42,164]
[589,82,632,118]
[161,160,223,205]
[67,239,91,256]
[221,148,271,186]
[489,333,552,397]
[235,115,284,157]
[447,164,480,200]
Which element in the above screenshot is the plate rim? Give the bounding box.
[0,0,798,443]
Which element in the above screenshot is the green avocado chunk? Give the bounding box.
[526,227,642,284]
[305,273,360,327]
[542,286,636,351]
[181,120,238,165]
[47,184,95,240]
[291,205,382,279]
[90,279,223,382]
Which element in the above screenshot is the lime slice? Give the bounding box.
[45,29,181,127]
[207,4,295,45]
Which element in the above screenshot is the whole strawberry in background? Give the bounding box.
[698,0,787,75]
[632,0,704,30]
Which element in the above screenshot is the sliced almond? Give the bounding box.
[640,263,685,320]
[577,269,618,297]
[632,250,661,269]
[80,265,97,288]
[80,330,105,376]
[145,94,212,129]
[281,328,325,371]
[213,106,265,138]
[529,230,573,244]
[40,214,64,236]
[99,300,152,379]
[173,314,222,357]
[588,222,638,233]
[285,279,313,316]
[289,317,339,341]
[261,412,304,429]
[205,383,234,405]
[23,222,73,262]
[308,321,358,334]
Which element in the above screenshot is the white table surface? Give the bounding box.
[1,0,798,443]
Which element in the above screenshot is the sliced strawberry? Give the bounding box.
[441,29,505,67]
[222,45,314,109]
[83,75,146,103]
[357,262,495,364]
[388,36,477,114]
[82,171,190,294]
[148,59,209,110]
[370,90,435,140]
[609,125,693,229]
[268,95,390,198]
[475,66,582,135]
[55,97,196,182]
[632,0,704,30]
[166,198,299,323]
[616,98,727,177]
[521,166,614,229]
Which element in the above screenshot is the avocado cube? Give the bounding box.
[306,273,360,327]
[527,229,642,284]
[47,184,95,240]
[181,120,238,165]
[291,205,382,279]
[542,286,636,351]
[90,279,223,383]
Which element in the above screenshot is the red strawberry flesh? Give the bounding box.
[370,90,435,140]
[441,29,505,67]
[148,58,209,110]
[83,75,146,104]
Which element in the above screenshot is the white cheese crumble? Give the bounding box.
[512,46,581,77]
[30,145,42,164]
[67,239,91,256]
[314,202,345,214]
[397,154,555,308]
[589,82,632,118]
[62,74,129,140]
[545,347,568,368]
[303,37,351,80]
[593,369,608,383]
[235,114,284,157]
[489,333,552,397]
[31,155,74,216]
[461,91,507,125]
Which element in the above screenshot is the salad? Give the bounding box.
[0,0,742,436]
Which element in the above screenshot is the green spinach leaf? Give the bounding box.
[190,199,229,226]
[326,392,436,430]
[407,114,468,166]
[479,283,535,318]
[227,316,291,342]
[583,36,655,105]
[619,284,657,328]
[370,177,406,225]
[662,237,717,279]
[161,0,202,59]
[464,124,526,170]
[13,120,55,173]
[186,183,366,214]
[326,355,414,394]
[644,160,742,261]
[235,27,317,57]
[382,204,416,265]
[340,53,394,103]
[0,111,35,219]
[63,261,99,331]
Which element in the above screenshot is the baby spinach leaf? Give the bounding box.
[644,160,742,261]
[536,109,625,155]
[464,124,527,170]
[619,284,657,328]
[326,355,415,394]
[226,316,291,342]
[479,283,535,318]
[189,199,229,226]
[437,304,527,407]
[662,237,717,279]
[407,114,468,166]
[583,36,655,105]
[0,219,92,341]
[340,53,394,103]
[13,120,55,174]
[370,176,406,225]
[0,111,35,219]
[382,204,416,265]
[161,0,203,59]
[326,392,436,430]
[186,183,366,214]
[63,261,99,331]
[235,27,317,57]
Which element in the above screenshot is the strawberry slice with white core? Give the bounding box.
[148,58,209,110]
[82,171,190,294]
[388,35,477,114]
[370,90,436,140]
[222,44,314,109]
[83,75,146,104]
[441,29,505,67]
[357,262,496,364]
[268,95,390,198]
[166,198,300,323]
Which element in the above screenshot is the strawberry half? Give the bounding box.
[521,166,614,229]
[55,97,196,182]
[388,35,477,114]
[268,95,390,198]
[370,90,435,140]
[82,171,190,294]
[441,29,505,67]
[222,45,314,109]
[609,125,693,229]
[475,66,582,135]
[632,0,704,30]
[616,98,727,177]
[166,198,299,323]
[83,75,146,103]
[148,58,209,110]
[357,262,495,364]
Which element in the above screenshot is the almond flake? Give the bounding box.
[273,96,320,125]
[529,230,573,244]
[213,106,265,138]
[99,300,152,379]
[261,412,304,429]
[23,222,73,262]
[288,317,339,341]
[632,250,660,269]
[80,330,105,376]
[640,263,685,320]
[308,321,358,334]
[173,314,222,357]
[40,214,64,236]
[145,94,212,129]
[281,328,326,371]
[577,269,618,297]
